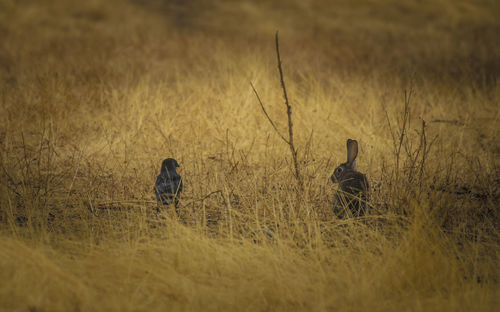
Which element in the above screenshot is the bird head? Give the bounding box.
[161,158,180,173]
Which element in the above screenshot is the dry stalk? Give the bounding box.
[251,32,303,191]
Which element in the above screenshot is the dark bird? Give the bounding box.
[154,158,183,208]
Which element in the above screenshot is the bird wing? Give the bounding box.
[155,173,182,194]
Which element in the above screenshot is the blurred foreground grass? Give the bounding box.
[0,0,499,311]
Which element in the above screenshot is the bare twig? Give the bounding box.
[250,82,289,144]
[250,32,303,190]
[396,89,411,174]
[381,99,396,154]
[177,190,223,208]
[418,119,438,188]
[275,31,302,188]
[198,190,223,201]
[430,119,465,126]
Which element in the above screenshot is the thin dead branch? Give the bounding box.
[250,82,289,144]
[275,31,302,189]
[250,32,303,191]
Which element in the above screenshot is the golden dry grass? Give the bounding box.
[0,0,499,311]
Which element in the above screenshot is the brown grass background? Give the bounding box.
[0,0,499,311]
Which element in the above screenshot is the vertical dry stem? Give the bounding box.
[250,32,303,192]
[275,32,303,190]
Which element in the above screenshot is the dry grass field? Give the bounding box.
[0,0,499,311]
